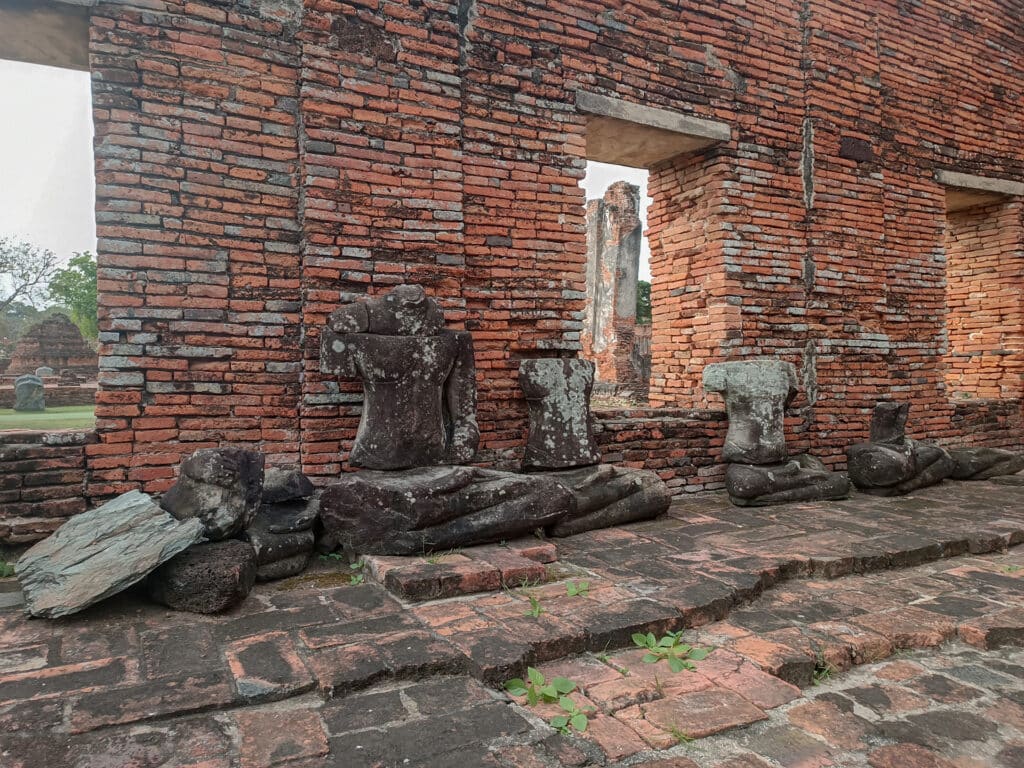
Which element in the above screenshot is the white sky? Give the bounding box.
[581,161,652,281]
[0,59,96,263]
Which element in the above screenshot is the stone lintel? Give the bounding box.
[576,91,732,168]
[0,0,90,71]
[936,170,1024,212]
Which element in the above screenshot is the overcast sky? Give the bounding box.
[580,161,652,280]
[0,60,649,281]
[0,59,96,264]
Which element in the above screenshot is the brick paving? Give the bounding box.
[2,480,1024,767]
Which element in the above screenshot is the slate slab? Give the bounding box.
[16,490,204,618]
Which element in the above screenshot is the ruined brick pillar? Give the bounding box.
[581,181,642,395]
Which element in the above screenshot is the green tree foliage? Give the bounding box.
[0,237,60,314]
[48,253,98,340]
[636,280,652,325]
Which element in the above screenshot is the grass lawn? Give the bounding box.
[0,405,96,431]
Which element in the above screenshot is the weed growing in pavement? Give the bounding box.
[566,580,590,597]
[505,666,575,706]
[550,696,594,735]
[524,592,544,618]
[319,553,365,585]
[669,726,693,744]
[812,657,835,686]
[505,668,594,734]
[424,548,462,565]
[632,631,713,672]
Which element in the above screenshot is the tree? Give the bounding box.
[0,238,60,314]
[636,280,652,325]
[48,252,98,340]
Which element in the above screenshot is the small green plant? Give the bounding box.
[424,548,462,565]
[524,592,544,618]
[549,696,594,735]
[348,560,366,585]
[505,668,593,734]
[0,559,15,578]
[812,659,835,686]
[505,667,576,706]
[318,552,344,562]
[1002,565,1022,574]
[566,580,590,597]
[632,631,712,673]
[669,726,693,744]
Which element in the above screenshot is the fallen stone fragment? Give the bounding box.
[17,490,204,618]
[160,447,265,540]
[261,467,315,504]
[949,447,1024,481]
[148,540,257,614]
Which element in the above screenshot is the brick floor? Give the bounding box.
[1,481,1023,766]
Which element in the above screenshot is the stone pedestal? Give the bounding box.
[847,403,954,496]
[320,466,574,555]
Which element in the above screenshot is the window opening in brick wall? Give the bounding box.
[942,199,1023,402]
[0,55,98,430]
[580,161,652,407]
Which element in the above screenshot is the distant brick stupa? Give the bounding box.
[7,313,97,378]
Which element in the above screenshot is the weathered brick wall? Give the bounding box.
[0,430,96,543]
[593,408,727,495]
[944,201,1024,400]
[73,0,1023,497]
[89,1,303,497]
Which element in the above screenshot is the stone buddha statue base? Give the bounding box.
[725,454,851,507]
[703,359,850,507]
[948,447,1024,481]
[316,287,670,556]
[847,402,954,496]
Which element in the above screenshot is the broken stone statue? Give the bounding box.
[13,374,44,412]
[17,490,204,618]
[243,467,319,580]
[948,447,1024,481]
[703,359,850,506]
[160,447,265,539]
[148,539,258,614]
[319,285,576,555]
[846,402,955,496]
[519,358,670,536]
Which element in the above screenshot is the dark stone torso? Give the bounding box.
[331,333,459,469]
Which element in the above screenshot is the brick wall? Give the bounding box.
[68,0,1022,498]
[944,201,1024,400]
[0,430,96,544]
[89,1,304,497]
[593,408,727,495]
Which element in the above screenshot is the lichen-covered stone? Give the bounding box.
[703,359,797,465]
[13,374,44,412]
[704,358,850,506]
[320,285,478,469]
[948,447,1024,481]
[261,467,314,504]
[847,403,954,495]
[17,490,204,618]
[160,447,265,540]
[148,540,257,614]
[319,466,574,555]
[546,464,671,537]
[519,358,602,470]
[726,455,851,507]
